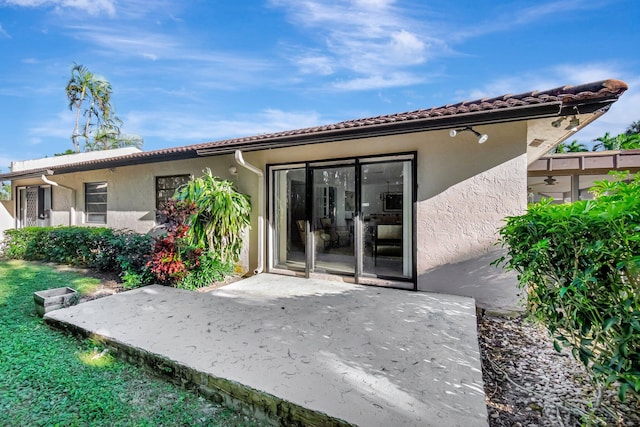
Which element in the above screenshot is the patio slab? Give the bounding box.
[44,274,488,426]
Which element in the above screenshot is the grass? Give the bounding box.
[0,260,265,426]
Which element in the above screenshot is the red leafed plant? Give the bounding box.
[147,200,201,285]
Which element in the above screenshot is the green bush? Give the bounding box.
[3,226,113,265]
[1,227,153,288]
[3,227,49,259]
[174,168,251,264]
[177,251,233,291]
[495,173,640,403]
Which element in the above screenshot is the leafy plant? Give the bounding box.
[494,172,640,404]
[146,200,201,285]
[174,168,251,264]
[1,227,153,288]
[177,251,233,291]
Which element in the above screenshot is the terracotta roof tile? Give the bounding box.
[0,79,628,180]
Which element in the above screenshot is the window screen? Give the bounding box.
[85,182,107,223]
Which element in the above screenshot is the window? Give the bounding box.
[156,175,191,209]
[155,174,191,222]
[85,182,107,223]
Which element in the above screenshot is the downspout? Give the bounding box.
[41,175,76,226]
[234,150,264,275]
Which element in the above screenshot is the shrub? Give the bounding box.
[1,226,153,288]
[495,172,640,403]
[3,227,49,259]
[3,226,113,266]
[174,168,251,264]
[177,251,233,291]
[147,200,201,285]
[93,230,154,287]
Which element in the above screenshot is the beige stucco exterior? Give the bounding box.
[4,122,527,308]
[0,200,14,241]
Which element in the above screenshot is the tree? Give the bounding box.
[552,143,568,154]
[0,181,10,200]
[626,120,640,136]
[593,132,640,151]
[564,140,588,152]
[66,63,142,152]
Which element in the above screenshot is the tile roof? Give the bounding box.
[0,79,628,180]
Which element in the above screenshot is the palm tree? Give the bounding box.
[83,76,115,146]
[551,143,568,154]
[626,120,640,136]
[66,63,142,152]
[66,63,94,152]
[564,140,588,152]
[593,132,640,151]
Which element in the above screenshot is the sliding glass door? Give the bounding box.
[269,154,414,287]
[271,167,306,272]
[310,164,355,275]
[360,159,412,280]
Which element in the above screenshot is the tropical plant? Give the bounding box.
[0,181,10,200]
[494,172,640,408]
[552,143,568,154]
[146,200,200,285]
[565,139,588,152]
[593,132,640,151]
[626,120,640,136]
[66,63,143,152]
[552,140,588,153]
[1,226,153,287]
[174,168,251,264]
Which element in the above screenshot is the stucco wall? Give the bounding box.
[7,122,527,307]
[8,156,249,272]
[0,200,14,242]
[240,122,526,309]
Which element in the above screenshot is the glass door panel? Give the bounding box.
[311,165,355,275]
[272,168,306,272]
[360,160,412,279]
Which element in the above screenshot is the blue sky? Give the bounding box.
[1,0,639,170]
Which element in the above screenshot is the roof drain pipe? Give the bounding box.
[41,175,76,226]
[234,150,264,275]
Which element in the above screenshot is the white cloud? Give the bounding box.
[461,62,640,143]
[272,0,438,90]
[296,55,334,75]
[332,72,424,91]
[387,30,425,64]
[353,0,395,8]
[65,25,272,79]
[28,110,76,142]
[5,0,116,16]
[450,0,611,42]
[122,108,325,144]
[0,24,11,39]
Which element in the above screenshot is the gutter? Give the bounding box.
[234,150,264,275]
[41,175,76,226]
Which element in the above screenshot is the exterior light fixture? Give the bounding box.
[568,116,580,132]
[449,126,488,144]
[551,118,565,128]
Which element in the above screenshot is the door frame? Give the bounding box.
[267,152,417,290]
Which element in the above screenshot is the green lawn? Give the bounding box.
[0,260,264,426]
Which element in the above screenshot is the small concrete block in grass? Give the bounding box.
[33,287,79,317]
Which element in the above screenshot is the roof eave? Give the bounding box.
[196,101,564,156]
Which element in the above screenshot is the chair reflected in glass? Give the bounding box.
[374,224,402,265]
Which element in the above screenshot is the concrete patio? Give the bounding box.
[44,274,488,426]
